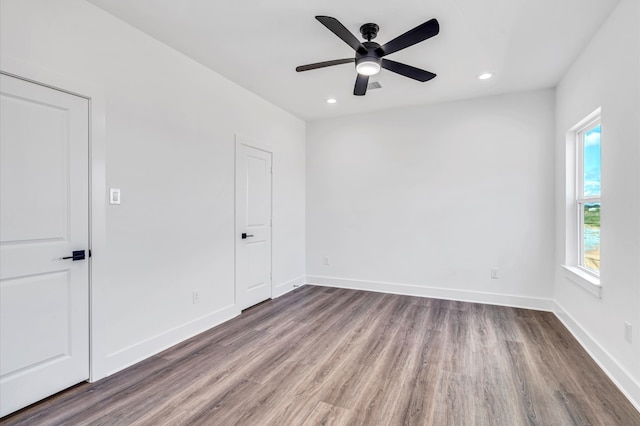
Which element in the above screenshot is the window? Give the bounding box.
[564,108,601,295]
[576,117,601,274]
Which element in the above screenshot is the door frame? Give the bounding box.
[1,57,108,381]
[234,134,274,308]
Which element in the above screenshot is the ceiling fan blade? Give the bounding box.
[296,58,355,72]
[381,59,436,82]
[375,19,439,57]
[354,74,369,96]
[316,16,368,55]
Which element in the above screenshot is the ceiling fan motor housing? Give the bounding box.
[356,41,382,70]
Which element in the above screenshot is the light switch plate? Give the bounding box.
[109,188,121,205]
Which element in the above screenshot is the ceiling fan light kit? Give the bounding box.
[296,15,439,96]
[355,58,381,76]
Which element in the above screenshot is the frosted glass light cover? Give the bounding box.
[356,61,381,76]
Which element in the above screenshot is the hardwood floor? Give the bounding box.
[2,285,639,425]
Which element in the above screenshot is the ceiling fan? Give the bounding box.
[296,16,440,96]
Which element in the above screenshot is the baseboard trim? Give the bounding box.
[273,275,306,298]
[553,301,640,412]
[103,304,240,377]
[306,275,553,311]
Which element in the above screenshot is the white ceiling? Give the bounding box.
[86,0,619,121]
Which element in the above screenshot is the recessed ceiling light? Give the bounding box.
[326,98,337,104]
[478,72,493,80]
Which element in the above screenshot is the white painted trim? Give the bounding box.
[234,133,274,155]
[566,108,602,278]
[104,304,240,376]
[562,265,602,298]
[273,275,306,298]
[553,301,640,412]
[0,56,108,381]
[306,275,553,311]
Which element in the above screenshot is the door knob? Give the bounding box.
[62,250,86,261]
[241,233,254,239]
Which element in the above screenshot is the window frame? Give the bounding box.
[563,107,601,297]
[575,117,601,276]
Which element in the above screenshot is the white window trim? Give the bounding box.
[562,265,601,298]
[576,117,601,275]
[563,107,601,297]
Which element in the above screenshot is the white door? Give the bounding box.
[235,142,272,310]
[0,74,89,417]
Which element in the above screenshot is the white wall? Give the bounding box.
[2,0,638,411]
[307,90,556,309]
[0,0,306,378]
[554,0,640,408]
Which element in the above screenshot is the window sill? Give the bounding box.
[562,265,602,298]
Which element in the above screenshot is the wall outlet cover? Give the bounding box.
[490,268,499,279]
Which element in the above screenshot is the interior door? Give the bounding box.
[235,142,272,310]
[0,74,89,417]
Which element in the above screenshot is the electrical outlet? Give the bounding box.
[192,290,200,304]
[624,322,632,343]
[323,256,330,266]
[490,268,499,279]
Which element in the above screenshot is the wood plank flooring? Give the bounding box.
[2,285,639,425]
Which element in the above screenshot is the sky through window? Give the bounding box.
[583,125,601,197]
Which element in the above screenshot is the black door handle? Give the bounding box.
[62,250,86,261]
[241,233,254,239]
